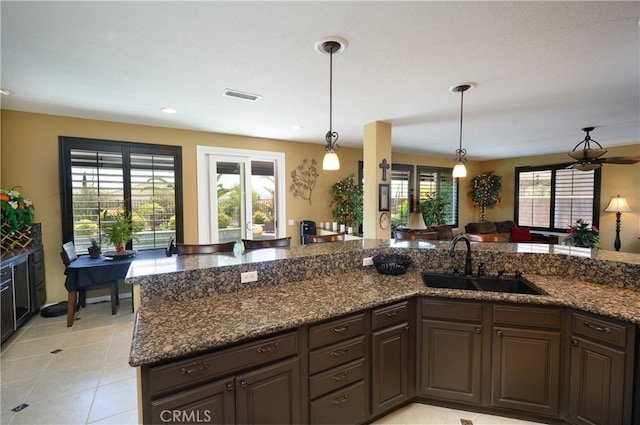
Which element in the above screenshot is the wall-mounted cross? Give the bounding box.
[379,158,390,181]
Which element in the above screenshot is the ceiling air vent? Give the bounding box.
[223,89,262,102]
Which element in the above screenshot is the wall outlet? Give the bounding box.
[288,219,294,226]
[362,257,374,267]
[241,271,258,283]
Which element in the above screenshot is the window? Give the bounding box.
[59,136,183,251]
[515,164,601,232]
[417,166,458,227]
[357,162,459,229]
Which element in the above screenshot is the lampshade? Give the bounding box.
[604,195,631,212]
[452,163,467,178]
[406,212,428,230]
[322,151,340,171]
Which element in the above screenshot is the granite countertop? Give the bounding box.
[129,267,640,367]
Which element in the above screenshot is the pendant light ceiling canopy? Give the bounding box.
[450,83,476,178]
[316,37,347,171]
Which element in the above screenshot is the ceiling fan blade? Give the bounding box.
[599,156,640,164]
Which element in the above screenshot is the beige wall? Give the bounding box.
[3,109,637,304]
[480,144,640,253]
[2,110,476,304]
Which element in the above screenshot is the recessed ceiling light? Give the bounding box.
[161,107,177,114]
[291,125,303,130]
[0,88,13,96]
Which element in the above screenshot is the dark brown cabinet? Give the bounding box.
[490,304,562,417]
[308,313,368,425]
[143,331,300,424]
[371,300,411,416]
[566,311,635,425]
[419,299,483,405]
[1,265,14,342]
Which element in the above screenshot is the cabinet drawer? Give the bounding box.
[1,266,11,284]
[149,331,297,398]
[421,299,482,322]
[309,313,365,349]
[571,312,627,348]
[372,301,408,330]
[309,358,365,399]
[309,336,365,375]
[310,380,367,425]
[32,260,45,285]
[493,304,561,329]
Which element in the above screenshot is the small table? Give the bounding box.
[64,248,167,326]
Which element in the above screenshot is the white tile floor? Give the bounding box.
[1,299,546,425]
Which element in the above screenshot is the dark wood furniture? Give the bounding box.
[61,241,119,326]
[395,231,438,241]
[137,297,637,425]
[143,331,301,424]
[566,311,636,425]
[242,237,291,250]
[306,233,344,243]
[176,242,236,255]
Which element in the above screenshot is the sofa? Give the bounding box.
[395,225,455,240]
[464,220,554,243]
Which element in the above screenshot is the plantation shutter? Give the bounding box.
[69,148,125,246]
[390,165,413,226]
[517,170,552,228]
[417,166,458,226]
[554,169,595,228]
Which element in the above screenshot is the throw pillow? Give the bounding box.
[510,226,533,242]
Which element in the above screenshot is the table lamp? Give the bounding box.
[604,194,631,251]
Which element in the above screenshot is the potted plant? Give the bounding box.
[329,174,363,231]
[469,171,502,221]
[88,238,101,258]
[563,219,599,248]
[102,207,142,252]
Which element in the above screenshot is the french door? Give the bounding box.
[197,147,285,244]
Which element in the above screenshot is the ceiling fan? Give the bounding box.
[567,127,639,171]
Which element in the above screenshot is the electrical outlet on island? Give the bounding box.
[241,271,258,283]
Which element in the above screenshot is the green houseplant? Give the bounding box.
[469,171,502,221]
[102,207,142,252]
[563,219,599,248]
[329,174,363,230]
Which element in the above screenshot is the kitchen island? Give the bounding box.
[127,240,640,424]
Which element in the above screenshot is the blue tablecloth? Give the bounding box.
[64,248,167,292]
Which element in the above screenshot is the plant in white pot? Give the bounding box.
[102,207,142,252]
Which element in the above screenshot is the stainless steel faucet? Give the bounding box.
[448,234,473,276]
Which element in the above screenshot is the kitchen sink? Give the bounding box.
[422,273,479,290]
[422,273,543,295]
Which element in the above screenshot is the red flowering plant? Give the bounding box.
[563,219,599,248]
[1,187,35,233]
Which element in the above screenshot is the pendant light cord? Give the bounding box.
[458,89,464,151]
[329,46,333,136]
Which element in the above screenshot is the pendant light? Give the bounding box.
[450,83,476,178]
[316,38,347,170]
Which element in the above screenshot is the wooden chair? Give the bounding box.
[306,233,345,243]
[395,231,438,241]
[242,237,291,250]
[176,241,236,255]
[61,241,119,327]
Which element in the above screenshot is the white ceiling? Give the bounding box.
[2,1,639,161]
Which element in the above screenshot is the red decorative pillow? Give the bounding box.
[510,227,533,242]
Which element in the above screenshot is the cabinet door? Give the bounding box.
[568,337,625,425]
[150,378,235,424]
[491,327,561,416]
[420,319,482,404]
[1,267,15,342]
[235,357,300,424]
[372,322,409,416]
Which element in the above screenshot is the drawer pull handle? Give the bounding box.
[571,339,579,346]
[240,380,247,389]
[385,310,399,317]
[331,348,349,357]
[475,327,481,334]
[226,382,234,391]
[332,395,348,405]
[331,371,349,381]
[257,342,280,353]
[584,321,610,333]
[179,361,209,375]
[331,325,349,333]
[496,330,503,336]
